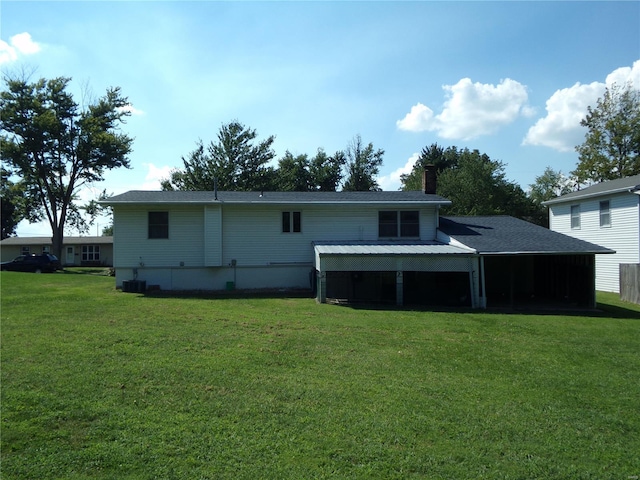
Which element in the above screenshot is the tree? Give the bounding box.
[342,135,384,191]
[401,145,539,222]
[309,148,345,191]
[275,152,312,191]
[0,76,133,259]
[528,166,574,205]
[162,121,277,191]
[573,83,640,184]
[400,143,459,191]
[0,166,25,239]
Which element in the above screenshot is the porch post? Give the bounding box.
[317,271,327,304]
[396,271,404,306]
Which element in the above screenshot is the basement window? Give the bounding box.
[378,211,419,238]
[282,211,301,233]
[148,211,169,239]
[599,200,611,228]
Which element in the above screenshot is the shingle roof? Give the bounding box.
[439,216,613,254]
[0,236,113,246]
[102,190,451,205]
[542,174,640,205]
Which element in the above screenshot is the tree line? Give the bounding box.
[1,75,638,261]
[160,123,384,193]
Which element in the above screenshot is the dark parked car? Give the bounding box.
[0,254,62,273]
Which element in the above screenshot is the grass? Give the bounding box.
[1,270,639,479]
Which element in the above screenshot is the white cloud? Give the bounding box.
[117,104,145,116]
[377,153,419,191]
[606,59,640,89]
[397,78,532,140]
[0,32,41,65]
[523,60,639,152]
[141,163,173,190]
[522,82,603,152]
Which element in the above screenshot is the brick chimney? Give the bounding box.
[422,165,437,194]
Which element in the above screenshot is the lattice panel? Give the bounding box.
[321,254,473,272]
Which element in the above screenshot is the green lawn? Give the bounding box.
[2,271,639,479]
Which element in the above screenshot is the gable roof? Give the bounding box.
[542,174,640,206]
[102,190,451,206]
[439,216,613,255]
[0,236,113,246]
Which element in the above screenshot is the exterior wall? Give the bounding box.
[549,192,639,293]
[113,202,440,291]
[1,245,28,262]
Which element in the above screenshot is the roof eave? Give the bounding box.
[543,185,640,206]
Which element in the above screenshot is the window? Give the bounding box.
[82,245,101,261]
[282,211,301,233]
[42,246,50,253]
[570,205,581,229]
[599,200,611,227]
[21,246,30,255]
[378,211,420,238]
[148,211,169,239]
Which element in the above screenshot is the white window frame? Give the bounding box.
[599,200,611,228]
[570,205,581,230]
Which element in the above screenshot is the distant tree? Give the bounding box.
[162,121,277,191]
[400,143,459,191]
[342,135,384,191]
[0,167,25,239]
[573,83,640,184]
[309,148,345,191]
[528,167,574,204]
[275,152,312,191]
[0,76,133,259]
[402,145,539,221]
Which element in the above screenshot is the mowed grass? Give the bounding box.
[1,271,639,479]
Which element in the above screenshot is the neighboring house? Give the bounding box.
[103,181,611,309]
[543,174,640,293]
[0,236,114,267]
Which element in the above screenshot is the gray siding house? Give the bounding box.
[543,174,640,293]
[104,187,611,309]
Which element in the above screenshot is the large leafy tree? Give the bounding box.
[527,166,575,227]
[275,152,313,191]
[0,166,25,239]
[400,143,459,190]
[274,148,346,192]
[342,135,384,191]
[573,83,640,183]
[309,148,345,191]
[0,76,133,258]
[162,121,277,191]
[401,145,539,222]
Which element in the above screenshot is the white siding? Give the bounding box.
[549,192,640,293]
[113,202,440,291]
[113,205,205,268]
[204,205,222,266]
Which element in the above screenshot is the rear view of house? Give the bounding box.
[103,186,611,309]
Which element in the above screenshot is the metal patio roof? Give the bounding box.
[313,241,475,256]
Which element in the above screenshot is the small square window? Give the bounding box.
[149,211,169,239]
[599,200,611,228]
[282,211,301,233]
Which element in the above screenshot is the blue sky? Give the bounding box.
[2,1,639,236]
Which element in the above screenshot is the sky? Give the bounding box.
[2,0,639,237]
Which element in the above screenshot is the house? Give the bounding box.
[103,180,611,309]
[0,236,114,267]
[543,174,640,293]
